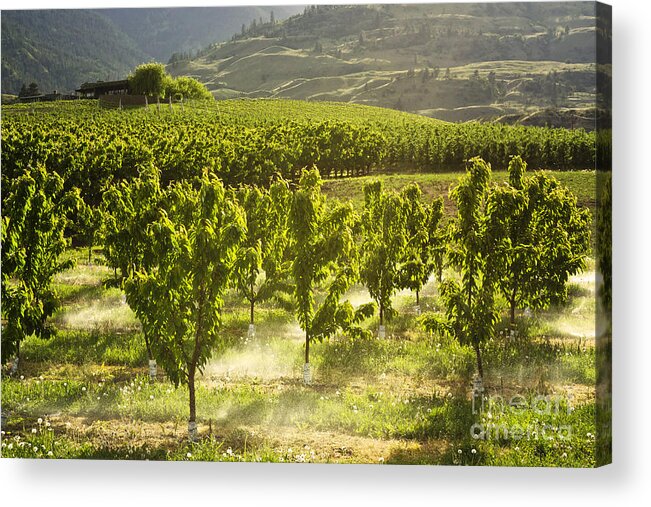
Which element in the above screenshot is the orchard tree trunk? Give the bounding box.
[509,288,517,326]
[188,364,197,440]
[472,339,484,379]
[144,333,156,381]
[9,342,21,376]
[416,289,420,306]
[303,329,312,385]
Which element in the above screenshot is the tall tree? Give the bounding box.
[124,172,246,440]
[234,180,293,337]
[359,181,407,337]
[398,183,444,307]
[1,166,78,368]
[26,82,40,96]
[289,169,373,384]
[492,156,592,326]
[422,158,501,381]
[128,62,167,98]
[102,165,162,378]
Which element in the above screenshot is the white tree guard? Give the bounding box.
[9,357,19,376]
[378,325,386,339]
[148,359,157,381]
[472,375,484,395]
[303,363,312,385]
[248,324,256,339]
[188,421,198,442]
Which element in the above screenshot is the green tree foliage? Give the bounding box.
[491,156,592,325]
[124,172,246,439]
[76,201,104,265]
[128,62,167,97]
[165,76,213,101]
[398,183,444,306]
[1,166,78,365]
[421,158,501,379]
[234,181,293,332]
[359,181,407,334]
[102,166,162,363]
[101,165,161,283]
[27,82,40,96]
[289,169,374,383]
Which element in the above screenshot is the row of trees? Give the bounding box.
[1,158,591,439]
[421,157,591,380]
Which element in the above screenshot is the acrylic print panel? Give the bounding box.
[0,1,611,467]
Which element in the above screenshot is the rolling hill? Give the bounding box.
[169,3,611,127]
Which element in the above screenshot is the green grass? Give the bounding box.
[322,170,596,216]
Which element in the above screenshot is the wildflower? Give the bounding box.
[48,451,53,457]
[457,449,462,454]
[186,452,192,458]
[31,428,37,434]
[226,447,234,456]
[82,387,86,392]
[63,382,67,387]
[150,395,154,400]
[561,452,568,459]
[37,418,43,424]
[378,457,384,463]
[471,449,477,454]
[20,375,24,380]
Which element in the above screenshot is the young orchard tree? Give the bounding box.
[124,173,246,440]
[359,181,407,337]
[289,169,374,384]
[234,181,293,338]
[77,201,104,265]
[1,166,78,369]
[492,156,592,327]
[398,183,445,308]
[102,165,162,378]
[421,158,502,381]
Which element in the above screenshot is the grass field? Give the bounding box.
[322,170,597,219]
[1,171,600,465]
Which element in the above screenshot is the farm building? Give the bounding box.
[18,91,75,103]
[75,79,130,99]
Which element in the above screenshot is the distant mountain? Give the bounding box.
[98,7,305,65]
[170,3,611,126]
[1,6,304,95]
[1,10,148,94]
